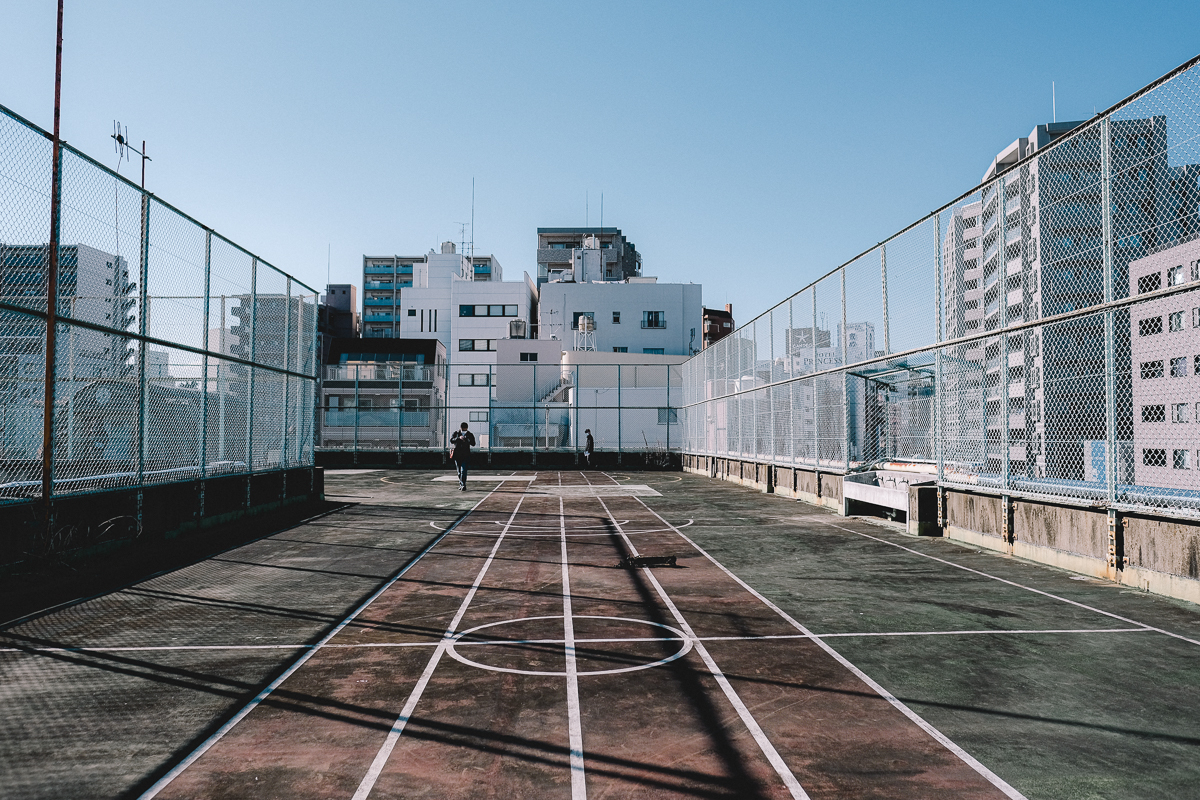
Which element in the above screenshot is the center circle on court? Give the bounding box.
[446,615,692,676]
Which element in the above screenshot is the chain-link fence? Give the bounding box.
[316,359,683,464]
[0,102,319,503]
[682,54,1200,519]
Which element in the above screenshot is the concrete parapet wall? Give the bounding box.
[684,454,1200,606]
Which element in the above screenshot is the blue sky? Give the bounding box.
[3,1,1199,326]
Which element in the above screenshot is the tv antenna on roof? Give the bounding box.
[111,120,151,188]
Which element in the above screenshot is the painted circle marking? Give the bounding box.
[446,615,692,676]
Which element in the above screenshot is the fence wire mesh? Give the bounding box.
[682,55,1200,519]
[0,102,319,502]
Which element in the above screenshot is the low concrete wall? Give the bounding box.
[683,452,1200,607]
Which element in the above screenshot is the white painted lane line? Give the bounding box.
[637,499,1027,800]
[137,474,522,800]
[590,487,810,800]
[352,490,529,800]
[560,496,588,799]
[3,627,1152,656]
[819,519,1200,648]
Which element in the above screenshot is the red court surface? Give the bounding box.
[135,471,1024,800]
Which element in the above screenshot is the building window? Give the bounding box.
[462,304,518,317]
[1173,403,1190,423]
[1170,311,1184,332]
[1142,405,1166,423]
[1171,357,1188,377]
[459,339,474,351]
[657,408,679,424]
[1139,317,1163,336]
[1143,448,1167,467]
[643,348,665,355]
[1137,273,1162,294]
[408,308,416,316]
[1196,402,1200,422]
[469,411,489,422]
[1193,307,1200,328]
[1174,449,1192,470]
[642,310,666,329]
[612,347,628,353]
[612,311,620,324]
[458,373,491,386]
[1169,265,1187,286]
[572,311,595,330]
[519,352,538,362]
[1196,354,1200,375]
[457,339,494,351]
[1140,360,1164,379]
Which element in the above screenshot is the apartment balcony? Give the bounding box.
[964,307,984,322]
[985,298,1000,317]
[364,265,394,275]
[363,313,396,322]
[963,246,981,262]
[322,409,431,428]
[1007,288,1023,308]
[364,297,395,306]
[1008,351,1025,368]
[365,281,394,290]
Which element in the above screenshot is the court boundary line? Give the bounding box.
[351,488,530,799]
[591,481,811,800]
[137,476,520,800]
[2,626,1155,655]
[560,496,587,799]
[818,519,1200,648]
[628,493,1028,800]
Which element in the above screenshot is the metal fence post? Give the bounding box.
[665,363,671,455]
[199,230,211,509]
[811,288,818,468]
[487,362,492,464]
[281,276,291,473]
[532,361,537,465]
[617,364,622,464]
[246,258,258,488]
[353,363,360,463]
[841,268,850,472]
[397,358,403,466]
[137,193,151,490]
[998,178,1010,494]
[1101,116,1117,504]
[881,243,890,355]
[934,213,945,485]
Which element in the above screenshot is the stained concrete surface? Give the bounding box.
[1,468,1198,799]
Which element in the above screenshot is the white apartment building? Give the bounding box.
[384,242,537,438]
[1129,241,1200,490]
[538,278,702,356]
[361,243,502,339]
[940,115,1199,484]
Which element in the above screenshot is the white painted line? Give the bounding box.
[138,475,523,800]
[560,496,588,800]
[352,489,530,800]
[637,499,1027,800]
[326,469,384,475]
[431,475,537,482]
[819,520,1200,649]
[4,627,1152,657]
[589,482,810,800]
[528,485,662,498]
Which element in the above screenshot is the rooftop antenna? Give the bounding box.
[111,120,150,188]
[585,190,589,228]
[1052,81,1056,124]
[470,177,475,260]
[327,243,330,286]
[455,221,469,258]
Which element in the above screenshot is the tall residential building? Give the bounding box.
[942,116,1200,483]
[536,228,641,286]
[1128,241,1200,489]
[702,304,735,349]
[361,242,502,338]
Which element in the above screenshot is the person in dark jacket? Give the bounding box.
[450,422,475,490]
[584,428,594,468]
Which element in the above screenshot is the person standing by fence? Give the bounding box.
[584,428,594,468]
[450,422,475,490]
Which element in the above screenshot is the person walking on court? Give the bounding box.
[450,422,475,490]
[584,428,594,468]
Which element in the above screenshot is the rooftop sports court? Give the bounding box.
[3,469,1200,799]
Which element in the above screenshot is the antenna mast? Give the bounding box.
[470,178,475,260]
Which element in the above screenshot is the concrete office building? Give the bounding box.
[536,228,641,287]
[1128,241,1200,489]
[539,278,702,357]
[362,243,503,339]
[941,116,1200,483]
